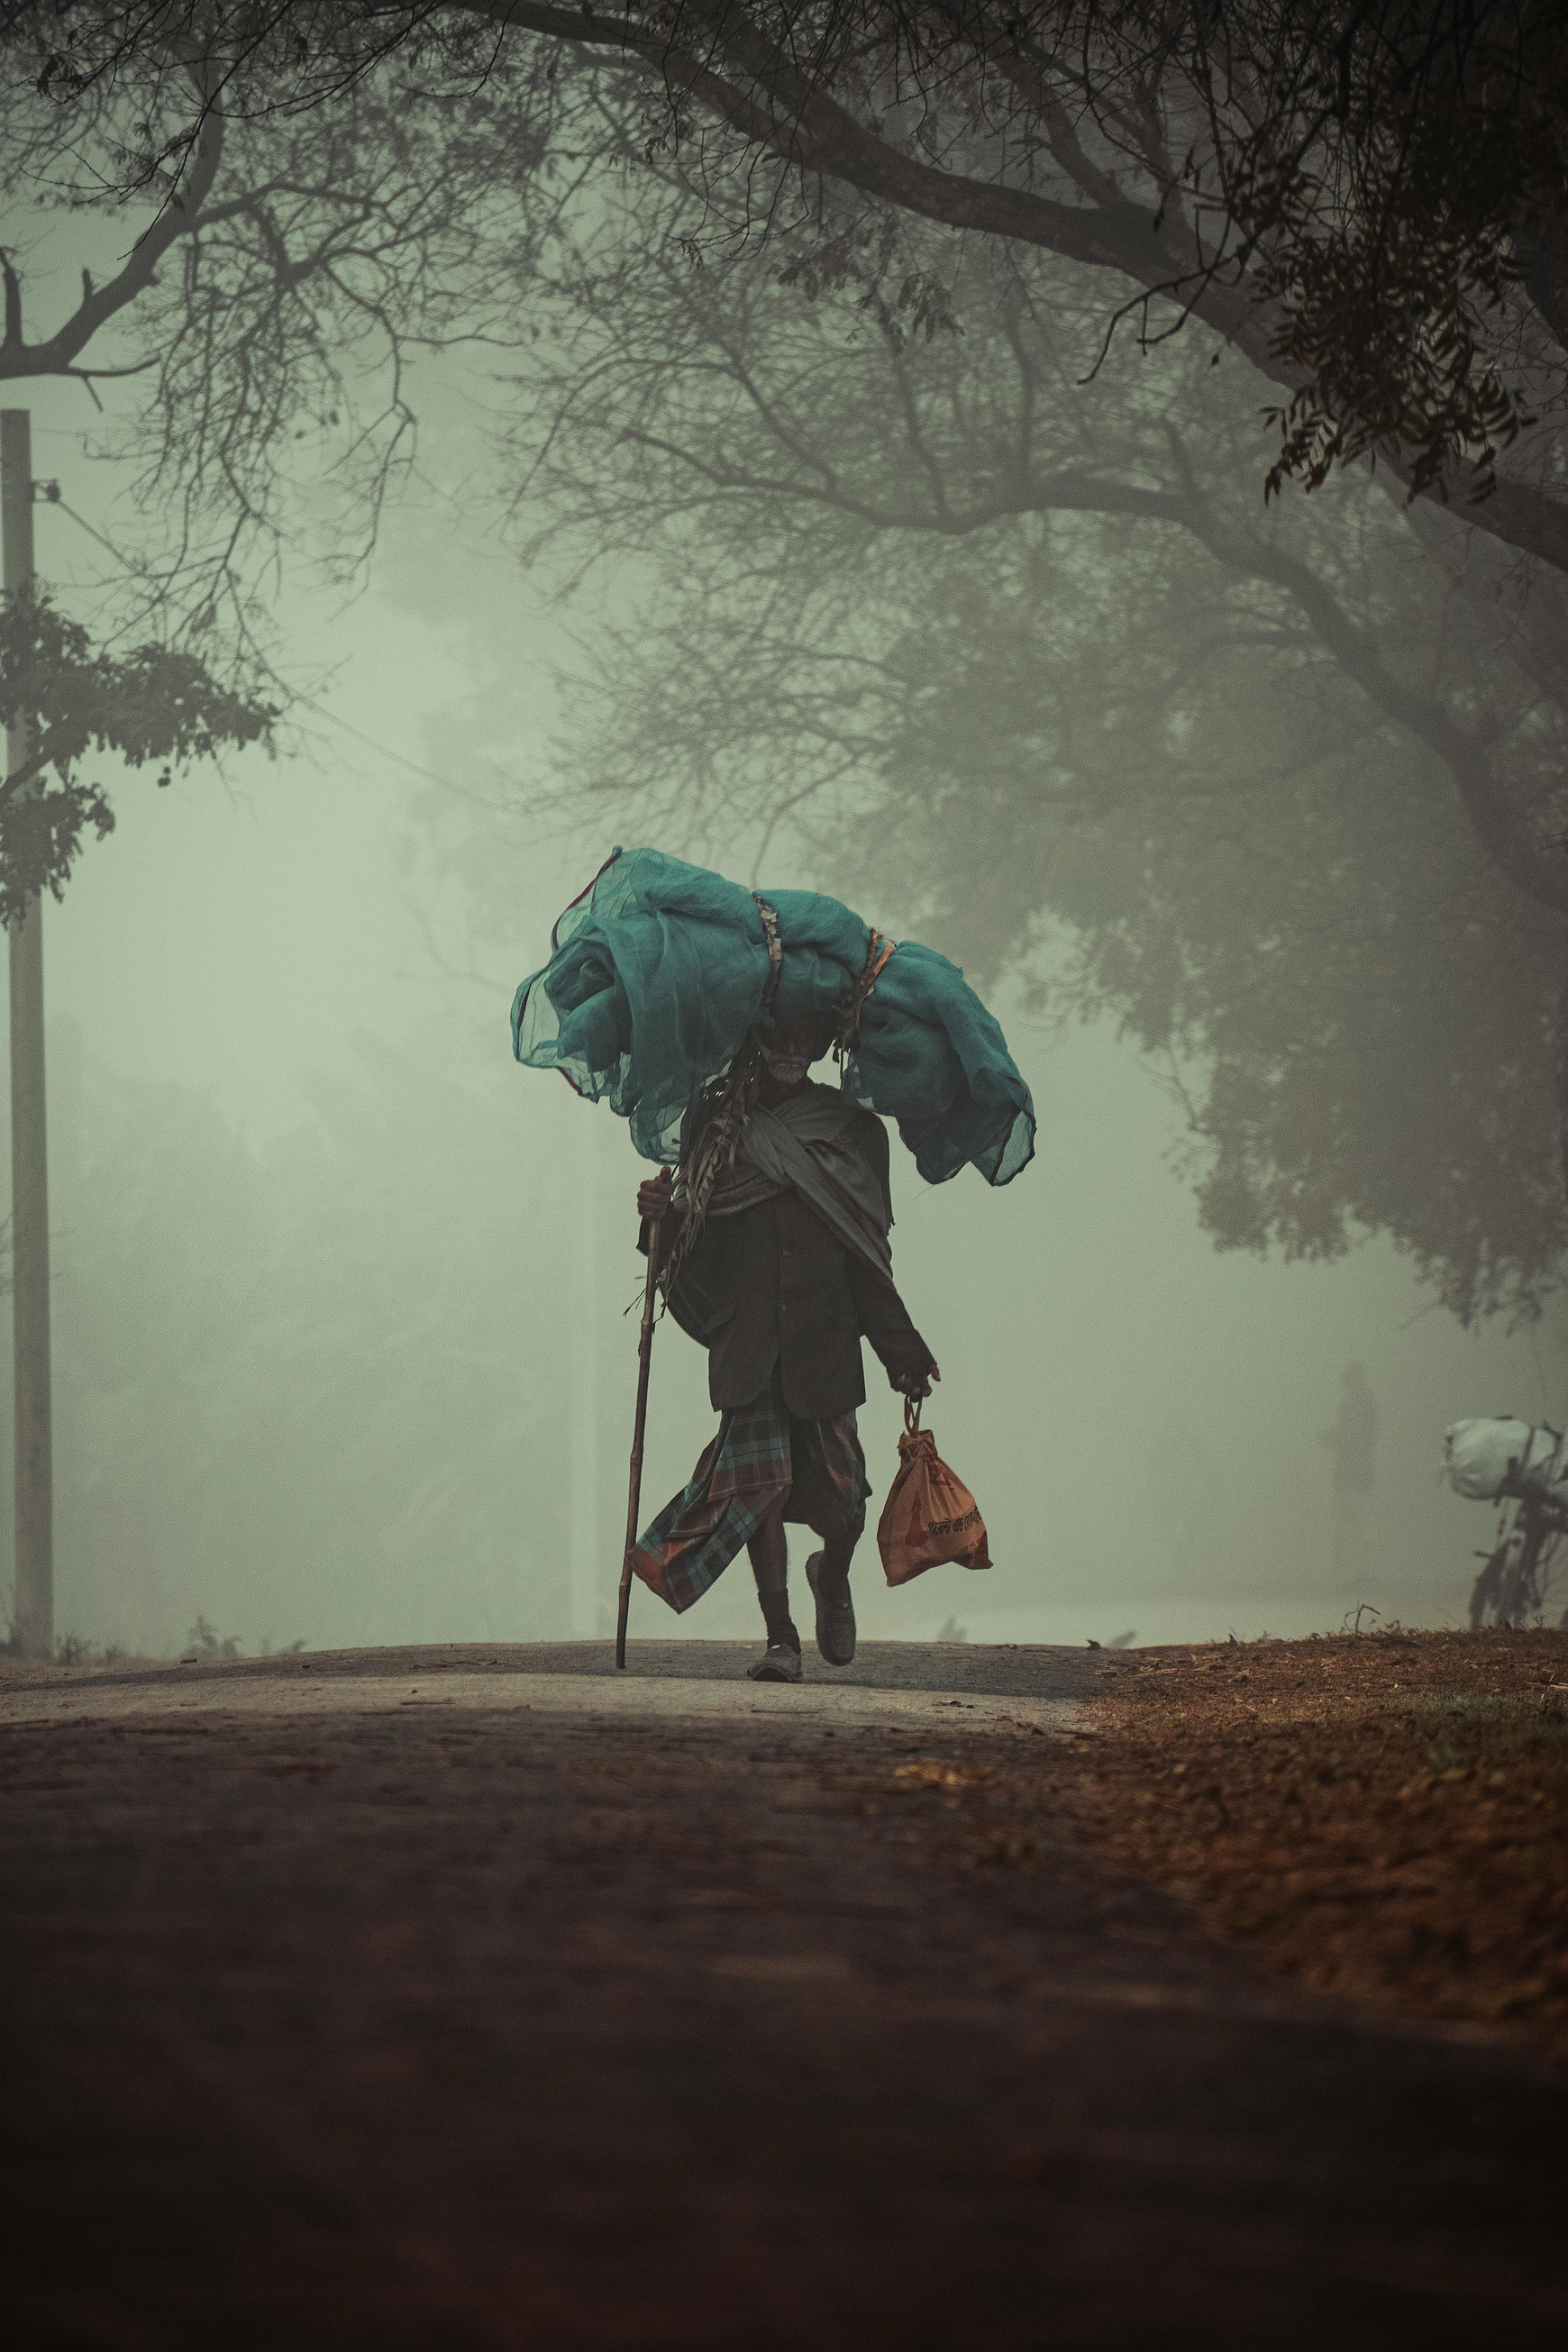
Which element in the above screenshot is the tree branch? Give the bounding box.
[0,110,227,383]
[448,0,1568,579]
[1154,429,1568,921]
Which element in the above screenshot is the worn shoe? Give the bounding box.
[806,1553,856,1666]
[746,1641,804,1683]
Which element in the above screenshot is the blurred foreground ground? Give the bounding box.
[1,1635,1565,2349]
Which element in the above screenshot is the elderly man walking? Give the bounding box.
[630,1011,937,1682]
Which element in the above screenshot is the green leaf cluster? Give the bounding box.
[0,588,275,925]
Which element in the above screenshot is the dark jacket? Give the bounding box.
[645,1108,934,1419]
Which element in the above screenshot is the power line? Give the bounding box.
[303,700,519,807]
[44,489,151,575]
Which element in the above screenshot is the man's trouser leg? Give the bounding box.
[816,1527,856,1598]
[747,1502,799,1651]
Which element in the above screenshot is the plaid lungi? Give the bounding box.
[630,1365,870,1614]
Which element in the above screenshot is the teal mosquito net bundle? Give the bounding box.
[511,847,1036,1186]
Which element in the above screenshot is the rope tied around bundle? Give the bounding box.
[661,897,785,1296]
[834,929,897,1064]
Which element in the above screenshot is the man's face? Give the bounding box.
[759,1016,829,1089]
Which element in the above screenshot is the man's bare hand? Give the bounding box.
[892,1363,940,1399]
[638,1167,675,1220]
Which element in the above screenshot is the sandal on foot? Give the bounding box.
[806,1553,856,1666]
[746,1642,803,1683]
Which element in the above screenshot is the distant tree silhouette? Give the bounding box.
[42,1034,576,1650]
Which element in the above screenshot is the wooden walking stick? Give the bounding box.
[616,1213,663,1668]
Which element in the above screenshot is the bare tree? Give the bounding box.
[9,3,1568,576]
[442,176,1568,1317]
[0,41,575,658]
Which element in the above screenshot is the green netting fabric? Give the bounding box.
[511,847,1035,1186]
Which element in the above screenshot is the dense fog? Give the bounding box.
[1,174,1558,1660]
[0,458,1541,1660]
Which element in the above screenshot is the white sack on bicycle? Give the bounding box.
[1444,1418,1564,1501]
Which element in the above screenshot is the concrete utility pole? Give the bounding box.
[2,408,52,1659]
[568,1111,601,1637]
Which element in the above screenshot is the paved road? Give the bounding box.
[35,1634,1106,1697]
[2,1641,1564,2349]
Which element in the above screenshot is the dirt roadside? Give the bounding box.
[1054,1627,1568,2060]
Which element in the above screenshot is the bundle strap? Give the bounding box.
[662,896,784,1296]
[834,929,896,1062]
[755,896,784,1016]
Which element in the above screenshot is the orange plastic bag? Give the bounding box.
[877,1399,992,1586]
